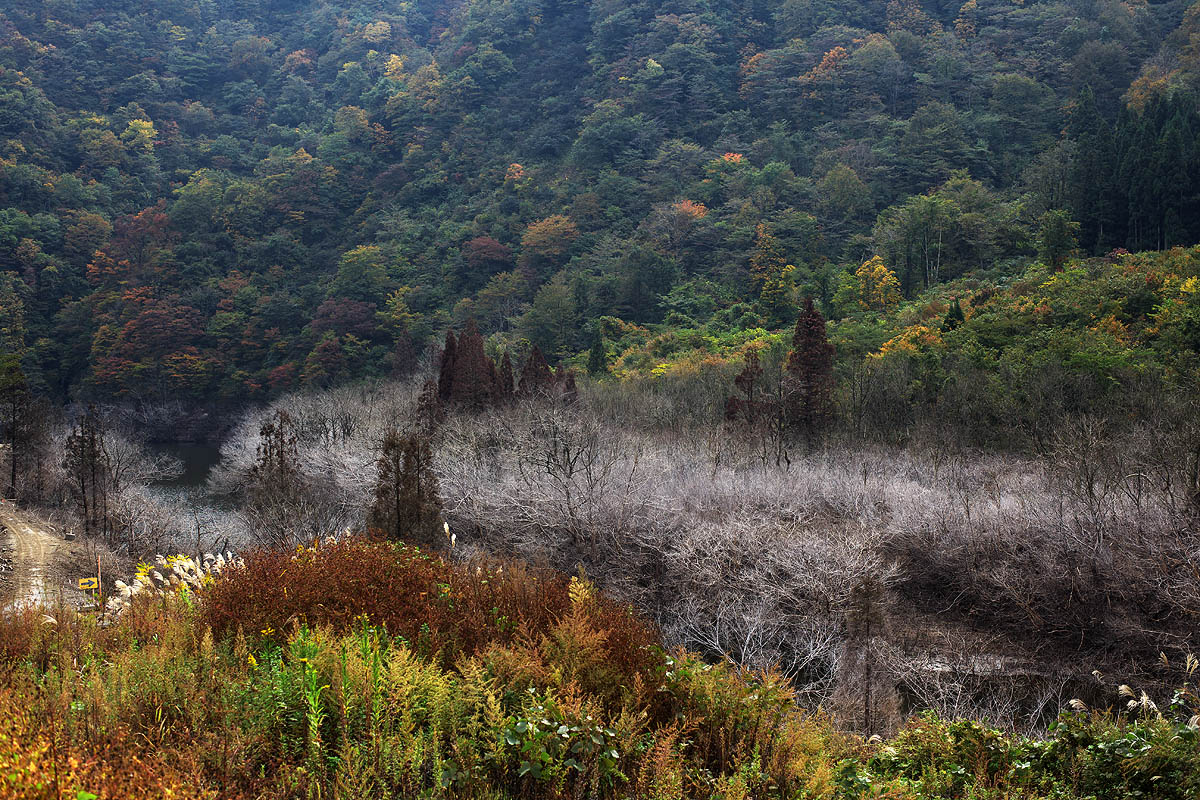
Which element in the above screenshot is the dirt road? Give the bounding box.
[0,501,85,610]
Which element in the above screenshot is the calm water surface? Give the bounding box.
[152,443,224,490]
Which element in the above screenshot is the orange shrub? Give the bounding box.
[202,537,659,690]
[0,686,215,799]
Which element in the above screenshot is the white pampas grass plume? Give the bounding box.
[104,548,241,620]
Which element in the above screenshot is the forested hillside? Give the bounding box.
[3,0,1200,404]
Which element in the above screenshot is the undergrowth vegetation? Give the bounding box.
[209,371,1200,734]
[2,538,1199,799]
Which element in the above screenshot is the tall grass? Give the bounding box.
[2,537,1198,799]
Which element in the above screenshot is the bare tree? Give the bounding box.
[200,374,1200,732]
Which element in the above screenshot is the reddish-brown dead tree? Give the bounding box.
[518,344,555,397]
[785,297,835,447]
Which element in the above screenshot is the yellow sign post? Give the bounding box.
[80,554,102,608]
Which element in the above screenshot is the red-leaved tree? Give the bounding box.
[784,297,835,447]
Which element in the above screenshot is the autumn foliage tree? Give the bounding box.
[749,223,787,293]
[518,215,579,279]
[836,256,903,312]
[463,236,513,279]
[784,297,835,447]
[449,319,498,409]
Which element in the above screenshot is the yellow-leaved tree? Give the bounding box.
[835,256,902,313]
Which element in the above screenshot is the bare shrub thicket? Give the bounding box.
[212,377,1200,734]
[444,405,1198,732]
[16,409,191,553]
[211,381,427,546]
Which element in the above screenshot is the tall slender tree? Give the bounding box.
[725,349,765,424]
[437,330,458,403]
[496,352,515,403]
[63,405,110,539]
[0,354,30,499]
[368,429,443,549]
[245,409,310,548]
[750,223,787,292]
[517,344,555,397]
[449,319,495,408]
[586,334,608,375]
[785,297,835,447]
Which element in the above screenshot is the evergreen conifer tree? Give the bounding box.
[586,334,607,375]
[368,429,443,549]
[518,344,555,396]
[1036,210,1081,270]
[941,298,965,331]
[784,297,835,446]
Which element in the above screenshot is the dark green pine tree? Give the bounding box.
[941,298,965,331]
[1157,109,1193,248]
[1117,109,1158,252]
[1036,210,1080,270]
[1067,88,1120,253]
[586,333,607,375]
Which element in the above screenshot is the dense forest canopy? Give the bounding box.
[2,0,1200,404]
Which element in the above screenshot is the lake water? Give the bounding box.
[148,443,240,543]
[152,443,224,490]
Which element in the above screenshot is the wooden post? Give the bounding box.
[96,552,102,609]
